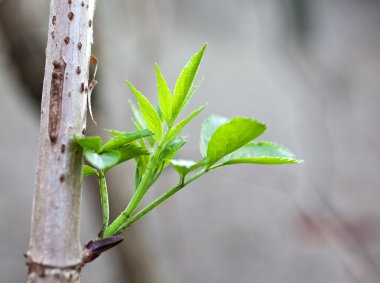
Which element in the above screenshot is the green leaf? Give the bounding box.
[207,117,266,164]
[166,105,205,141]
[134,131,150,185]
[159,137,187,165]
[83,165,99,177]
[221,141,303,165]
[130,118,155,148]
[200,115,229,157]
[134,158,144,190]
[170,157,209,178]
[155,104,164,123]
[101,130,154,151]
[104,129,125,136]
[181,78,204,113]
[128,100,146,129]
[127,82,163,140]
[84,149,120,171]
[74,135,103,152]
[155,64,173,124]
[116,143,150,164]
[172,44,207,122]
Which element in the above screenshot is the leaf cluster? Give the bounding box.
[74,44,302,239]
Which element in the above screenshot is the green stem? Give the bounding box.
[99,171,109,235]
[107,168,207,236]
[103,127,184,238]
[104,145,162,237]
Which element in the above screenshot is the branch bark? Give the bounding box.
[26,1,96,282]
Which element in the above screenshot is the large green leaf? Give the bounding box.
[84,149,120,171]
[221,141,303,165]
[101,130,153,151]
[207,117,266,164]
[171,44,207,122]
[199,115,229,157]
[166,105,205,141]
[127,81,163,140]
[74,135,103,152]
[116,143,150,164]
[155,64,173,125]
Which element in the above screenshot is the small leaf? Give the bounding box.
[172,44,207,122]
[207,117,266,164]
[116,143,150,165]
[155,64,173,124]
[221,141,303,165]
[200,115,229,157]
[128,100,146,129]
[104,129,125,136]
[166,105,205,141]
[127,82,163,140]
[181,78,204,113]
[74,135,103,152]
[159,137,187,165]
[101,130,154,151]
[170,157,209,178]
[84,149,120,171]
[134,158,144,190]
[133,131,150,186]
[155,104,164,123]
[131,118,155,148]
[83,165,99,177]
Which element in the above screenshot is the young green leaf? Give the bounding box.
[105,129,125,136]
[171,44,207,122]
[200,115,229,157]
[166,105,205,142]
[131,118,155,148]
[155,105,164,123]
[133,131,150,188]
[159,137,187,166]
[74,135,103,152]
[220,141,303,165]
[127,81,163,140]
[170,157,209,178]
[116,143,150,165]
[207,117,266,164]
[155,64,173,125]
[134,158,144,190]
[83,165,99,177]
[84,149,120,172]
[101,130,153,151]
[181,78,204,113]
[128,100,146,129]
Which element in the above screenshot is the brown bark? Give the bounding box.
[26,0,96,282]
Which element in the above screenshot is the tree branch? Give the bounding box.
[26,0,96,282]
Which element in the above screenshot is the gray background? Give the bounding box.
[1,0,380,282]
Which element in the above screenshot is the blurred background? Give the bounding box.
[1,0,380,282]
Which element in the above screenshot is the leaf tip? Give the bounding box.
[197,44,207,59]
[126,80,136,91]
[201,43,208,52]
